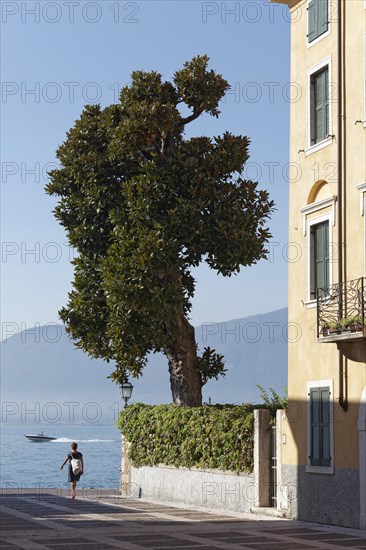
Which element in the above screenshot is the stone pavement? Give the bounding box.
[0,489,365,550]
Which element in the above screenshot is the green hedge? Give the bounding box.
[117,403,254,474]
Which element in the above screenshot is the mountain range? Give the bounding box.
[0,308,288,424]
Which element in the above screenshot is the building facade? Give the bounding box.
[271,0,366,530]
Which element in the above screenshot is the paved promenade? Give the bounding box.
[1,489,365,550]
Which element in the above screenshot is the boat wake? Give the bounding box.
[52,437,117,443]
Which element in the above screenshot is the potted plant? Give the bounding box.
[348,315,363,332]
[328,320,342,334]
[321,321,341,335]
[338,318,350,332]
[335,316,364,332]
[322,322,331,336]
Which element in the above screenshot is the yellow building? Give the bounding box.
[271,0,366,529]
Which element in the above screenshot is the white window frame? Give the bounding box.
[305,212,333,307]
[307,0,331,49]
[305,56,333,156]
[306,379,334,474]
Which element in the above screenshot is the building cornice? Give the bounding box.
[269,0,301,7]
[300,196,337,235]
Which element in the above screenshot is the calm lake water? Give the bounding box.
[0,424,122,489]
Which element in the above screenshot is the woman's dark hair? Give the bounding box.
[71,442,78,450]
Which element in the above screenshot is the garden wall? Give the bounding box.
[129,464,255,513]
[119,405,273,514]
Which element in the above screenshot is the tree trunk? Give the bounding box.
[165,310,202,407]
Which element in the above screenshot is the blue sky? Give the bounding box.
[1,0,291,337]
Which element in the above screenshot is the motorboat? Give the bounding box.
[24,431,57,442]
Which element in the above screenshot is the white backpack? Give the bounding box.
[70,453,82,475]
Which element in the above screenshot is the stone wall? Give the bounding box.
[128,465,255,514]
[279,464,360,529]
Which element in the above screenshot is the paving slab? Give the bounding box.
[0,489,365,550]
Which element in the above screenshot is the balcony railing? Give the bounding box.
[317,277,366,340]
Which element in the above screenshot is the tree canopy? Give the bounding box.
[46,55,275,406]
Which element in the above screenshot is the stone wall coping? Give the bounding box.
[132,464,254,477]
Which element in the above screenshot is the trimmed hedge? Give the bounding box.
[117,403,254,474]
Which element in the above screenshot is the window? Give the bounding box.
[306,57,332,154]
[310,220,329,300]
[301,195,335,306]
[308,0,329,43]
[310,67,329,145]
[309,386,331,467]
[306,380,334,474]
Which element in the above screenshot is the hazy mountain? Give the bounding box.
[0,308,288,423]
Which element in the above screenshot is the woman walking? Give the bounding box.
[60,442,84,499]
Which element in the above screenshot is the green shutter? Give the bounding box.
[320,387,331,467]
[310,77,316,145]
[310,388,320,466]
[315,221,329,295]
[324,68,329,140]
[310,386,331,467]
[311,221,329,300]
[308,0,317,43]
[308,0,328,43]
[314,71,324,143]
[314,69,329,144]
[318,0,329,37]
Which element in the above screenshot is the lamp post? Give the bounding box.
[120,379,133,407]
[119,378,133,496]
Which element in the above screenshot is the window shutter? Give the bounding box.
[310,77,316,145]
[314,221,329,296]
[315,222,325,291]
[308,0,317,43]
[315,70,325,143]
[311,67,329,145]
[310,388,320,466]
[308,0,328,43]
[324,68,329,140]
[324,221,329,289]
[320,387,331,467]
[310,386,331,468]
[310,227,316,299]
[318,0,329,36]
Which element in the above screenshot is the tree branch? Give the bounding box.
[181,107,203,126]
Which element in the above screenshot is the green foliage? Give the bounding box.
[118,403,254,473]
[339,316,362,330]
[197,346,226,386]
[46,54,275,396]
[322,316,362,333]
[256,385,288,420]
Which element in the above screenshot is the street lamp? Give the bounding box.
[120,379,133,407]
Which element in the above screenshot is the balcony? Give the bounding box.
[317,277,366,362]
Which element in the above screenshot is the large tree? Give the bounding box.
[46,55,275,406]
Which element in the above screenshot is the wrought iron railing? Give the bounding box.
[317,277,366,338]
